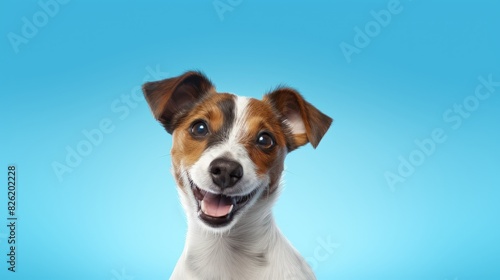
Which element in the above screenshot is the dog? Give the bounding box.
[143,71,332,280]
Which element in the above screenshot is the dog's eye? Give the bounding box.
[190,121,209,137]
[256,132,275,149]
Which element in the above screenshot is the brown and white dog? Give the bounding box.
[143,71,332,280]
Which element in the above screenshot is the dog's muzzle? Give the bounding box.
[189,158,258,227]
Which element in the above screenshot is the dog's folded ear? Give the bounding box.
[264,88,332,150]
[142,71,215,134]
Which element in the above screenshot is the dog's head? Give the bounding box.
[143,71,332,233]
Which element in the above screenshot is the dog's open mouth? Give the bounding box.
[190,183,258,227]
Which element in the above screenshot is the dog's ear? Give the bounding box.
[264,87,332,150]
[142,71,215,134]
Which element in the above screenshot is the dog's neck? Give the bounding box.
[182,193,282,278]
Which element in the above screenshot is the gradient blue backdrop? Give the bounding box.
[1,0,499,279]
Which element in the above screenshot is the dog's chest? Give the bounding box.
[171,231,315,280]
[183,236,268,279]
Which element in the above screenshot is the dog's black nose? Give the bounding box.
[209,158,243,189]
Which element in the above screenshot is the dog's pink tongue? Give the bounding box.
[201,193,233,217]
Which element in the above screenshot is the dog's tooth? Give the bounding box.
[228,204,234,213]
[201,200,207,214]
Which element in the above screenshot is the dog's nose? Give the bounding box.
[209,158,243,189]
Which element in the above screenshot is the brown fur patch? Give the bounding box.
[263,87,332,150]
[243,99,288,193]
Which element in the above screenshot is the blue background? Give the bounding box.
[1,0,499,279]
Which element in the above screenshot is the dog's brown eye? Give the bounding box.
[256,132,274,149]
[190,121,209,137]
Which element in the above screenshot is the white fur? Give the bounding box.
[171,96,315,280]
